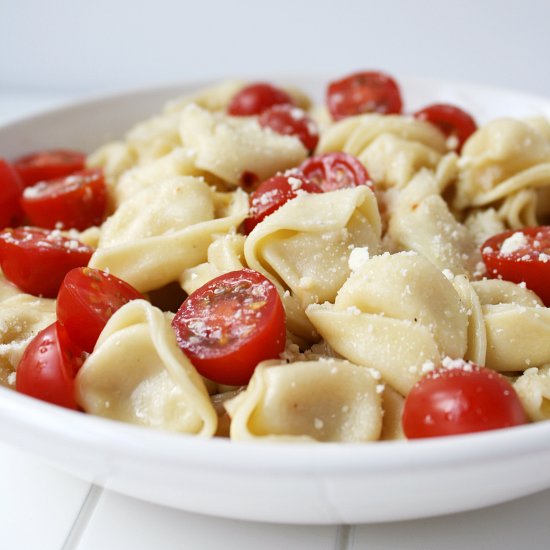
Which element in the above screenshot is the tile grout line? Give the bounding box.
[334,524,355,550]
[60,484,104,550]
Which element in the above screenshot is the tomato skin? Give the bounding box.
[16,322,85,409]
[0,158,24,228]
[57,267,144,353]
[0,227,93,297]
[327,71,403,121]
[258,104,319,152]
[300,152,372,192]
[481,226,550,306]
[13,149,86,188]
[172,269,286,386]
[228,83,293,116]
[21,168,107,231]
[414,103,477,152]
[402,363,527,439]
[243,173,322,234]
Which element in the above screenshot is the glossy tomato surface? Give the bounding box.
[0,227,93,297]
[172,269,286,386]
[327,71,403,120]
[402,362,527,439]
[13,149,86,188]
[258,104,319,152]
[227,83,293,116]
[414,103,477,151]
[0,158,24,228]
[16,322,85,409]
[300,152,372,192]
[57,267,144,353]
[21,168,107,230]
[481,226,550,306]
[243,173,322,234]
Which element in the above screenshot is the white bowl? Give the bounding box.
[1,76,550,525]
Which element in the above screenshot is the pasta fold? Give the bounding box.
[75,300,217,436]
[225,359,382,442]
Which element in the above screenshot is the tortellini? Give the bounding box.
[179,104,308,186]
[76,300,217,436]
[455,118,550,228]
[317,114,448,189]
[89,177,248,292]
[225,359,382,442]
[7,78,550,444]
[0,294,56,387]
[244,185,381,340]
[307,251,468,395]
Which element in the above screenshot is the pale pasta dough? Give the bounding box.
[307,251,467,395]
[76,300,217,436]
[0,294,56,383]
[179,104,308,187]
[317,114,447,189]
[89,182,248,292]
[514,366,550,422]
[225,359,382,442]
[244,185,381,341]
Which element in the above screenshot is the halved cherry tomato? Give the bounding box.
[300,152,372,192]
[259,104,319,152]
[243,173,322,234]
[21,168,107,231]
[57,267,144,353]
[0,227,93,297]
[0,158,24,228]
[402,361,527,439]
[481,226,550,306]
[16,322,85,409]
[228,83,293,116]
[172,269,286,386]
[414,103,477,152]
[327,71,403,121]
[13,149,86,188]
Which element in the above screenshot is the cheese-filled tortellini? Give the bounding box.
[89,177,248,292]
[245,185,381,340]
[225,359,383,442]
[514,366,550,422]
[179,104,308,186]
[317,114,447,189]
[307,251,468,395]
[0,294,56,387]
[76,300,217,436]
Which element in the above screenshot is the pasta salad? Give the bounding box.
[0,72,549,443]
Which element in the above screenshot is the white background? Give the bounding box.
[1,0,550,98]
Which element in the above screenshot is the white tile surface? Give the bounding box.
[76,490,339,550]
[0,442,91,550]
[353,488,550,549]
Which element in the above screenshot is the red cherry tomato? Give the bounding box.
[414,103,477,152]
[402,362,527,439]
[228,83,293,116]
[172,269,286,386]
[243,173,322,234]
[0,227,93,297]
[16,322,85,409]
[300,152,373,192]
[57,267,144,353]
[0,158,24,228]
[481,226,550,306]
[21,168,107,231]
[327,71,403,121]
[258,104,319,152]
[13,149,86,188]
